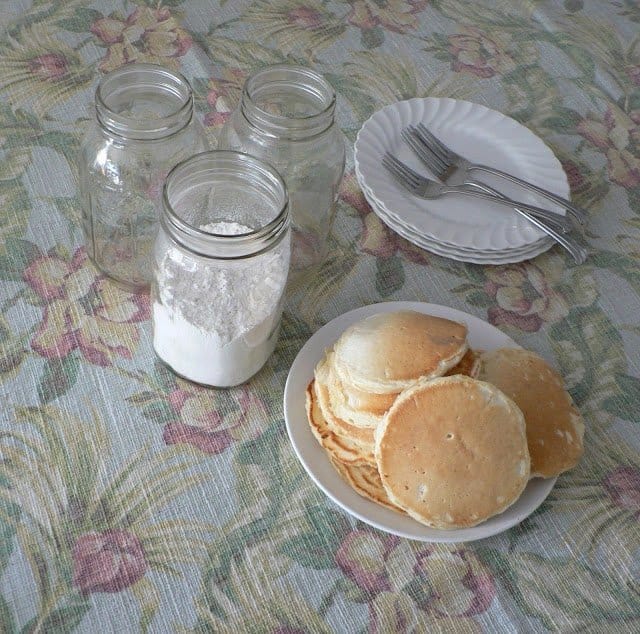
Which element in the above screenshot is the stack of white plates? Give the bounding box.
[354,98,570,265]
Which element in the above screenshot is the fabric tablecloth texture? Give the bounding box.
[1,1,639,632]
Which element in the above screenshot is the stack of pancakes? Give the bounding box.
[305,310,584,530]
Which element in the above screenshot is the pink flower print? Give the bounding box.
[603,467,640,515]
[72,530,147,595]
[204,70,245,128]
[340,172,430,265]
[414,548,496,616]
[24,247,149,366]
[335,530,399,594]
[28,53,69,81]
[91,7,192,73]
[346,0,428,34]
[447,26,521,79]
[577,105,640,188]
[164,385,265,454]
[288,6,324,29]
[484,262,569,332]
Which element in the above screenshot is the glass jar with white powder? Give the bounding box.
[152,151,290,387]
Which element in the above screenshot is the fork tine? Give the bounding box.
[403,131,444,176]
[402,127,448,178]
[382,153,423,192]
[383,160,419,193]
[383,153,424,186]
[415,123,452,164]
[382,155,417,189]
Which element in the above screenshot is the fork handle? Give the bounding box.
[511,207,587,264]
[441,187,574,233]
[467,164,588,226]
[463,181,572,234]
[464,183,587,263]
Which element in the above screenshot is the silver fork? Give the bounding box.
[413,123,588,226]
[383,153,587,264]
[400,129,573,235]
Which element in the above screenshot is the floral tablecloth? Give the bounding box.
[1,1,639,632]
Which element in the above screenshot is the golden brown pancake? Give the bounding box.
[329,457,405,512]
[445,348,481,378]
[333,311,468,394]
[477,348,585,478]
[376,375,530,529]
[324,352,391,429]
[313,358,376,455]
[305,381,374,466]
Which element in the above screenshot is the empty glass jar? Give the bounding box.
[217,65,345,278]
[79,63,206,289]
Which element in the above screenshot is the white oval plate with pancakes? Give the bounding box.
[284,301,557,542]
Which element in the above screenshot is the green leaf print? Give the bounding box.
[362,26,385,50]
[282,504,352,570]
[240,0,346,57]
[0,474,20,573]
[589,251,640,298]
[602,373,640,422]
[0,317,27,378]
[37,355,80,403]
[549,305,626,420]
[0,406,213,630]
[376,254,404,297]
[194,542,333,634]
[509,553,640,629]
[56,7,102,33]
[0,23,94,116]
[131,577,160,634]
[0,593,16,634]
[345,51,418,105]
[323,72,377,123]
[20,598,90,634]
[0,239,41,281]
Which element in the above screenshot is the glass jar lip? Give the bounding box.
[241,64,337,139]
[161,150,290,260]
[95,63,193,141]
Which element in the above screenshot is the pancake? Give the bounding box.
[329,457,404,512]
[326,348,479,430]
[305,381,373,466]
[477,348,585,478]
[375,375,530,529]
[324,353,392,429]
[314,357,376,456]
[445,348,481,378]
[333,311,468,394]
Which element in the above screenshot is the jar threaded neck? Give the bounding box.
[161,151,289,260]
[240,65,336,140]
[95,63,193,141]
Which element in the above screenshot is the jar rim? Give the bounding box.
[95,63,193,141]
[161,151,290,260]
[241,64,336,139]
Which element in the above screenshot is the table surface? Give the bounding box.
[1,1,639,632]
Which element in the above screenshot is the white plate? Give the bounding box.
[283,302,557,542]
[362,186,554,265]
[355,98,569,251]
[360,180,553,264]
[358,173,553,257]
[375,207,553,265]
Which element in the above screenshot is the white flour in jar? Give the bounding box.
[152,221,289,386]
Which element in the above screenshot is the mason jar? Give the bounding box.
[78,63,207,289]
[217,65,345,278]
[152,151,291,387]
